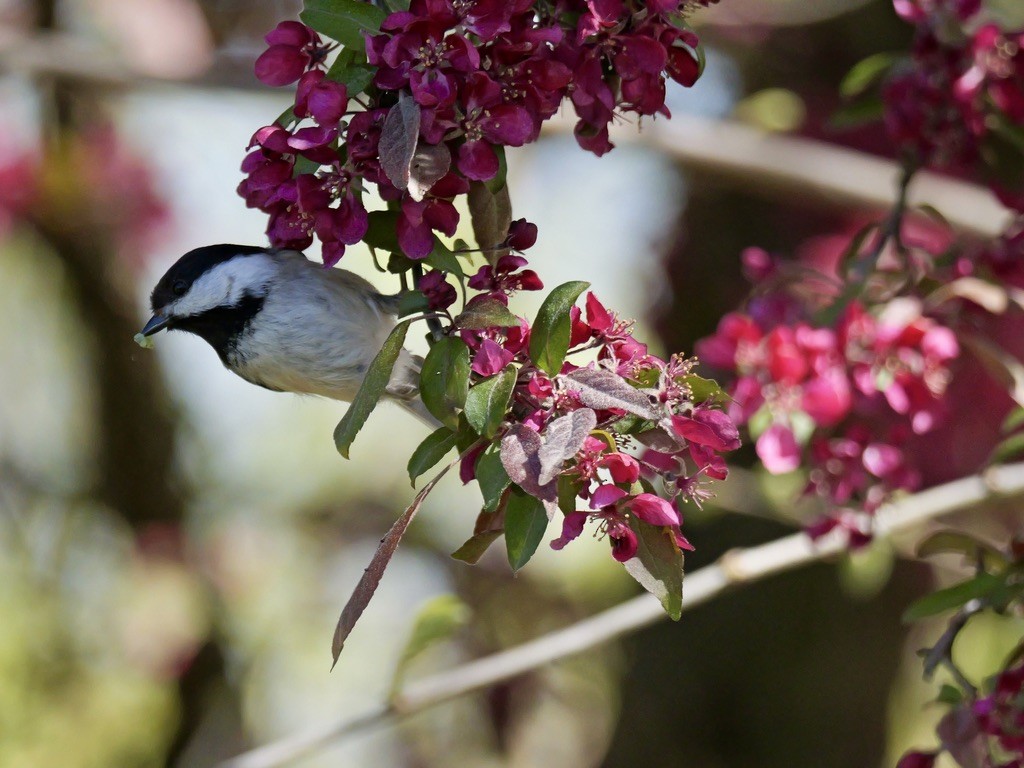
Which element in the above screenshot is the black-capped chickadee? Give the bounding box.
[139,244,434,424]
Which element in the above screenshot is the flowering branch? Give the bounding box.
[1,32,1008,239]
[217,461,1024,768]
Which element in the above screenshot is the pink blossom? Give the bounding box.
[255,22,326,87]
[626,494,679,526]
[472,338,514,376]
[756,424,801,474]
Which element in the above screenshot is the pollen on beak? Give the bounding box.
[140,313,172,336]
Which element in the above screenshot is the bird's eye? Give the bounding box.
[171,279,188,297]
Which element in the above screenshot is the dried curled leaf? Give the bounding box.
[500,424,552,500]
[408,142,451,201]
[380,93,421,191]
[537,409,597,485]
[332,460,455,665]
[563,367,661,421]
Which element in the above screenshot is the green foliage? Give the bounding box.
[683,374,729,407]
[334,320,411,458]
[476,444,511,512]
[326,49,374,93]
[529,281,590,376]
[366,210,402,254]
[902,572,1007,622]
[467,179,512,254]
[624,518,685,620]
[464,367,516,438]
[916,531,1008,571]
[454,299,520,330]
[451,530,503,564]
[504,488,549,571]
[300,0,386,52]
[840,53,898,99]
[420,337,471,429]
[408,427,458,485]
[391,595,471,691]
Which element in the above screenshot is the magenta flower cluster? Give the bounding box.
[455,287,738,563]
[884,0,1024,211]
[240,0,713,264]
[696,249,959,543]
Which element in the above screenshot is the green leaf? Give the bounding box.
[528,281,590,376]
[557,474,581,515]
[293,156,322,177]
[476,445,511,512]
[425,238,466,277]
[1003,405,1024,434]
[829,97,885,129]
[485,146,508,195]
[454,413,480,452]
[275,106,297,128]
[916,531,1008,570]
[902,572,1004,622]
[840,53,898,99]
[396,290,431,318]
[936,684,964,706]
[366,210,401,254]
[333,320,411,458]
[624,518,685,620]
[453,298,519,330]
[693,41,706,80]
[300,0,386,51]
[391,594,470,690]
[451,530,503,564]
[683,374,728,406]
[420,336,471,429]
[464,367,516,438]
[408,427,458,485]
[991,432,1024,465]
[467,180,512,253]
[734,88,806,133]
[325,49,374,93]
[747,404,773,440]
[504,488,549,572]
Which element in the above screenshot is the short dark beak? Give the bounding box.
[140,313,172,336]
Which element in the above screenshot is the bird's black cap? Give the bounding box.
[150,244,268,311]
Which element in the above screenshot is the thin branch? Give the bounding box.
[541,115,1011,239]
[219,461,1024,768]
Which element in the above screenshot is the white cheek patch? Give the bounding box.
[169,254,278,317]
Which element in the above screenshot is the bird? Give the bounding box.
[138,244,435,425]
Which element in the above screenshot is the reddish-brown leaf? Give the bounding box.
[331,459,454,666]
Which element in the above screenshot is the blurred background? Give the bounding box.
[1,0,1023,766]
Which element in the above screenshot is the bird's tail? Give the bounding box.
[387,350,442,429]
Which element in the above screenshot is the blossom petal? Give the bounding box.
[626,493,679,526]
[551,512,588,550]
[756,424,801,474]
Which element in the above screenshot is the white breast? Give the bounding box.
[229,253,396,402]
